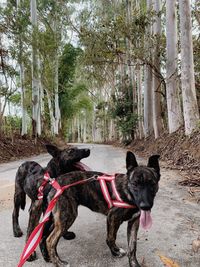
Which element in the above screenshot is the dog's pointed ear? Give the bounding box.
[147,155,160,176]
[45,144,60,158]
[126,151,138,172]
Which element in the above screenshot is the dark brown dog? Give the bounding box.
[40,151,160,267]
[12,144,90,261]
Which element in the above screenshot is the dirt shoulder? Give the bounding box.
[0,134,68,163]
[0,135,47,163]
[126,128,200,185]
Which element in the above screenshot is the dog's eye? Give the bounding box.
[68,148,75,154]
[131,181,140,189]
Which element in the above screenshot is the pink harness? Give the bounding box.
[38,173,136,209]
[97,175,136,209]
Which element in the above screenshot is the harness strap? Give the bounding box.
[37,172,51,200]
[99,179,113,209]
[97,175,136,209]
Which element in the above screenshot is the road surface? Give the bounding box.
[0,144,199,267]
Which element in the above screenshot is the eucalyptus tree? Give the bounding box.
[166,0,183,133]
[30,0,41,137]
[0,3,21,135]
[16,0,28,136]
[152,0,163,138]
[143,0,153,138]
[178,0,199,135]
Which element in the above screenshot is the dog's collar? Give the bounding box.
[97,174,137,209]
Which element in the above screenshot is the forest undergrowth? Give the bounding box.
[127,128,200,187]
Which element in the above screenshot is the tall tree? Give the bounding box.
[152,0,163,138]
[178,0,199,135]
[52,3,61,135]
[143,0,153,138]
[126,0,136,115]
[30,0,41,137]
[166,0,183,133]
[17,0,28,136]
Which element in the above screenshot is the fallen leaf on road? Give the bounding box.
[157,253,180,267]
[192,237,200,253]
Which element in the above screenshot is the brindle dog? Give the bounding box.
[40,151,160,267]
[12,144,90,261]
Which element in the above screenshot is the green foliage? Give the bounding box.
[6,115,21,129]
[111,85,138,141]
[3,115,22,136]
[59,43,82,91]
[58,43,92,137]
[60,83,92,120]
[9,93,21,106]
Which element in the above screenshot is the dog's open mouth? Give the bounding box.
[73,162,92,171]
[140,210,152,230]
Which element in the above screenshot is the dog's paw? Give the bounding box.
[112,248,126,258]
[43,256,51,263]
[62,231,76,240]
[13,228,23,237]
[27,251,37,261]
[41,250,51,262]
[56,259,70,266]
[129,262,141,267]
[129,259,141,267]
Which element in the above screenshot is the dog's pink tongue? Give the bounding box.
[74,162,92,171]
[140,210,152,230]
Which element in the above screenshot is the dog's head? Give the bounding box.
[46,144,90,171]
[126,151,160,228]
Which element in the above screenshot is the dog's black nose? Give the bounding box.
[139,202,151,211]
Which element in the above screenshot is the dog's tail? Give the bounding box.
[20,191,26,210]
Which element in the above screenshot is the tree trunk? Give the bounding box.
[166,0,183,133]
[126,0,136,113]
[54,53,61,135]
[77,115,81,142]
[144,64,153,137]
[17,0,28,136]
[136,64,144,139]
[83,112,87,142]
[152,0,163,138]
[143,0,153,138]
[53,14,61,136]
[45,89,55,135]
[20,62,28,136]
[30,0,41,137]
[178,0,199,135]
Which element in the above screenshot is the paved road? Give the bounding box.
[0,144,199,267]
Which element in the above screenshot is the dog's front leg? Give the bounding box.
[106,209,126,258]
[127,212,141,267]
[26,200,43,261]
